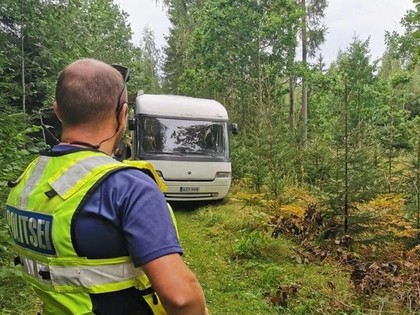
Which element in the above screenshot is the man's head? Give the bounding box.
[54,58,127,128]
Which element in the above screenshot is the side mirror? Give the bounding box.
[128,118,136,131]
[229,123,238,135]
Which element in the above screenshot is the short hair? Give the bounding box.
[55,59,124,126]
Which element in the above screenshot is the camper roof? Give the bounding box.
[135,94,229,120]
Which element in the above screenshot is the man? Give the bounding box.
[6,58,209,315]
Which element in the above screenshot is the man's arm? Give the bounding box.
[142,253,208,315]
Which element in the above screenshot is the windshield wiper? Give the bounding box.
[145,151,185,156]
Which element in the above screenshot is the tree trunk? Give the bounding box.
[289,76,295,135]
[344,78,349,234]
[416,140,420,239]
[21,0,26,114]
[301,0,308,147]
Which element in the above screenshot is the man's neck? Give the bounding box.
[60,128,117,155]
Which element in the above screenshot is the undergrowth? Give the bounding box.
[173,191,418,315]
[0,221,40,314]
[1,183,418,314]
[174,201,359,315]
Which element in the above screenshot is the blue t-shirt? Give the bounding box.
[52,145,182,314]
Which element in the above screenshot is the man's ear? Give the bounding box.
[118,103,128,123]
[53,101,63,122]
[115,103,128,132]
[123,102,129,117]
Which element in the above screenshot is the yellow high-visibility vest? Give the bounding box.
[6,150,171,314]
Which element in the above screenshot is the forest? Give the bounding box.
[0,0,419,314]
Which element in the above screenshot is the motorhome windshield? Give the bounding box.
[137,116,229,159]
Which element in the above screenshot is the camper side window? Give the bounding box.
[141,117,161,153]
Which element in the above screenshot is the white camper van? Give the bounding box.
[129,93,237,201]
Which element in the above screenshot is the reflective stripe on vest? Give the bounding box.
[50,155,117,197]
[19,156,49,209]
[20,255,144,291]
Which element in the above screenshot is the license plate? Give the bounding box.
[180,187,199,192]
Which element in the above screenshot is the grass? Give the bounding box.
[172,200,363,315]
[0,195,415,314]
[0,237,40,314]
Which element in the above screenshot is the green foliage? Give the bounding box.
[1,2,164,314]
[138,27,162,93]
[231,230,268,260]
[0,0,161,113]
[401,117,420,233]
[171,199,410,315]
[303,0,328,58]
[0,108,41,182]
[386,1,420,67]
[178,0,300,99]
[171,0,304,198]
[161,0,419,239]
